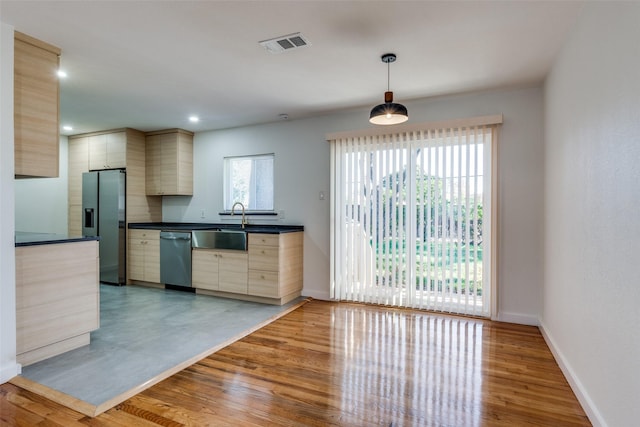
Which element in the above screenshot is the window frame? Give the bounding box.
[223,153,275,212]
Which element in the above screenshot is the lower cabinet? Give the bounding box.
[192,232,303,305]
[248,232,303,304]
[128,229,160,283]
[192,249,247,294]
[16,240,99,366]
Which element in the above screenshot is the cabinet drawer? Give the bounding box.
[248,270,279,298]
[128,229,159,241]
[249,246,279,271]
[249,233,279,248]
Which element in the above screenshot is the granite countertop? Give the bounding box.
[128,222,304,234]
[15,232,100,247]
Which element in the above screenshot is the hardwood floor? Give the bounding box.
[0,300,590,426]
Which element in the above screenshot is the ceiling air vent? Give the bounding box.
[259,32,310,54]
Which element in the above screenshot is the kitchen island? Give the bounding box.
[15,233,100,366]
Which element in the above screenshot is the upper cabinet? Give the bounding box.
[88,131,126,170]
[145,128,193,196]
[68,128,162,236]
[14,31,61,178]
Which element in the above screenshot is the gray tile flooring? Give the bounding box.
[20,284,305,407]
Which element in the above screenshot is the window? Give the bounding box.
[223,154,274,211]
[328,116,500,317]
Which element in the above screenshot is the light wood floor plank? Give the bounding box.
[0,300,590,426]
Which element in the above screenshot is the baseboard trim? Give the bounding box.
[0,362,21,384]
[302,289,330,301]
[495,311,539,326]
[539,320,606,427]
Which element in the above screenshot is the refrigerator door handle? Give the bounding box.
[84,208,95,228]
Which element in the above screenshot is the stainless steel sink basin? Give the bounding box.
[191,229,247,251]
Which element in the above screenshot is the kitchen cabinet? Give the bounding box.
[16,239,99,366]
[67,136,89,236]
[14,31,61,178]
[128,229,160,283]
[248,232,303,304]
[68,128,162,240]
[88,131,126,170]
[145,129,193,196]
[193,249,248,294]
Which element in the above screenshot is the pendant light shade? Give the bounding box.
[369,53,408,125]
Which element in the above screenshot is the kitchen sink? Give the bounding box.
[191,229,247,251]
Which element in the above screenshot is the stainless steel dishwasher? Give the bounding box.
[160,231,192,287]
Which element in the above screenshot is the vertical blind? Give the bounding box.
[328,117,500,317]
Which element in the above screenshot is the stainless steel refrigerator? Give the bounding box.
[82,169,126,285]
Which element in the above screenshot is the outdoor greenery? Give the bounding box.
[358,166,484,296]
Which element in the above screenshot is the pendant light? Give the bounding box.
[369,53,408,125]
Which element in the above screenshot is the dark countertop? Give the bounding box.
[15,232,100,247]
[128,222,304,234]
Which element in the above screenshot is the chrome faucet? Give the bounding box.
[231,202,247,229]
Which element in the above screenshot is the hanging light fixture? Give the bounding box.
[369,53,408,125]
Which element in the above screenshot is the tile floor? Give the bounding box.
[20,284,305,407]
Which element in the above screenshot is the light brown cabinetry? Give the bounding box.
[16,240,99,366]
[193,249,248,293]
[145,129,193,196]
[128,229,160,283]
[88,131,126,170]
[14,31,61,178]
[67,136,89,236]
[68,128,162,240]
[247,232,303,304]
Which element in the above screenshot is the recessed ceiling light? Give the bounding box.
[62,125,73,131]
[57,70,67,78]
[189,116,199,123]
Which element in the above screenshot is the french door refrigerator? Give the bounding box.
[82,169,126,285]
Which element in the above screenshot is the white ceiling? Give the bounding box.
[1,1,583,135]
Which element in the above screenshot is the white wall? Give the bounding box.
[14,136,68,234]
[0,22,20,384]
[164,86,545,322]
[543,3,640,426]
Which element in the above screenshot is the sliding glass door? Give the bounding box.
[330,121,497,317]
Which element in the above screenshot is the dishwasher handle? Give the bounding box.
[160,231,192,241]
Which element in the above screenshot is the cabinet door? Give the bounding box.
[143,233,160,283]
[68,137,89,236]
[106,132,126,168]
[128,230,160,283]
[160,137,178,194]
[192,249,220,291]
[88,134,107,170]
[145,137,162,195]
[218,252,248,294]
[14,32,60,178]
[89,132,126,170]
[128,230,146,281]
[145,130,193,196]
[175,133,193,195]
